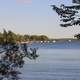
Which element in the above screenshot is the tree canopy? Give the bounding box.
[74,33,80,39]
[0,30,39,80]
[0,29,49,44]
[51,0,80,27]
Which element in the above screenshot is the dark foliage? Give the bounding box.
[74,33,80,39]
[0,42,39,80]
[0,29,49,44]
[51,0,80,27]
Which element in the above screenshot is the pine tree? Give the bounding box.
[51,0,80,27]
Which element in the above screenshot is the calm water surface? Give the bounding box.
[20,47,80,80]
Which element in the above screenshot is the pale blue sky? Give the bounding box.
[0,0,80,38]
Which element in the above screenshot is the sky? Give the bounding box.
[0,0,80,38]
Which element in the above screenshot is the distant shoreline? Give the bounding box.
[20,38,80,44]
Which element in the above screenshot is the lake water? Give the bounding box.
[20,42,80,80]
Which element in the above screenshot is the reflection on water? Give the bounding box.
[20,49,80,80]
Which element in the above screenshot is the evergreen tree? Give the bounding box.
[51,0,80,27]
[3,29,8,43]
[74,33,80,39]
[7,30,16,44]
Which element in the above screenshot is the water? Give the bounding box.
[20,42,80,80]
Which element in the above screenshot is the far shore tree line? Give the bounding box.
[0,29,49,44]
[0,29,80,44]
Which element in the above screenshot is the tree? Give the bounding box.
[0,32,3,44]
[30,35,38,41]
[0,29,49,43]
[7,30,17,44]
[0,29,39,80]
[3,29,8,43]
[0,43,39,80]
[29,35,49,41]
[39,35,49,41]
[74,33,80,39]
[16,34,24,42]
[24,35,30,41]
[0,30,39,80]
[51,0,80,27]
